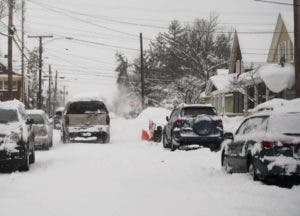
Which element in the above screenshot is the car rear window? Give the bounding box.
[0,109,18,123]
[67,101,108,114]
[29,114,45,124]
[181,107,217,117]
[55,111,62,117]
[268,113,300,136]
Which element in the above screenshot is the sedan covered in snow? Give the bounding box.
[221,110,300,181]
[27,109,53,150]
[0,100,35,171]
[61,99,110,143]
[163,104,223,151]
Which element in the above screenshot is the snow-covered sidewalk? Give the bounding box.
[0,114,299,216]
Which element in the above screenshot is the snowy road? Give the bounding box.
[0,115,300,216]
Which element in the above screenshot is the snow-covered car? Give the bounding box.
[0,100,35,171]
[163,104,223,151]
[27,109,53,150]
[53,107,64,129]
[61,99,110,143]
[221,110,300,181]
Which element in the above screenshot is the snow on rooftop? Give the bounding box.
[257,64,295,93]
[280,12,294,43]
[0,99,24,110]
[216,69,228,75]
[209,73,235,93]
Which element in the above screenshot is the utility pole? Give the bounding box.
[294,0,300,97]
[140,33,145,108]
[53,70,58,113]
[48,64,52,116]
[28,35,53,109]
[21,0,25,103]
[63,86,66,106]
[7,0,14,99]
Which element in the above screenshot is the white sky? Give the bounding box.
[0,0,294,103]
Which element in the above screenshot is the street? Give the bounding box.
[0,115,299,216]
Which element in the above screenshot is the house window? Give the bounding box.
[289,41,294,62]
[2,80,17,91]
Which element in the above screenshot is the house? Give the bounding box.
[0,62,22,101]
[202,13,295,115]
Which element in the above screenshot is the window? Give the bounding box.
[243,117,268,135]
[1,80,17,91]
[181,107,217,117]
[0,109,19,123]
[28,114,45,124]
[67,101,108,114]
[236,119,250,135]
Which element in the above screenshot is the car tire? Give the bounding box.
[170,134,178,151]
[248,157,259,181]
[103,134,110,144]
[162,130,170,149]
[19,149,30,172]
[209,142,220,152]
[29,148,35,164]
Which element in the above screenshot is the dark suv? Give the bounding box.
[0,100,35,171]
[163,104,223,151]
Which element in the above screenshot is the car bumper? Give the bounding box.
[255,156,300,177]
[0,150,26,168]
[173,130,223,146]
[34,135,50,147]
[67,125,110,139]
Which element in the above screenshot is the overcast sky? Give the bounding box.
[0,0,294,103]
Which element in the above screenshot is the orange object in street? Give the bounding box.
[141,129,151,141]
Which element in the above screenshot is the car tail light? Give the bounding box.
[215,119,223,128]
[175,118,183,127]
[262,140,275,149]
[106,115,110,125]
[65,115,69,126]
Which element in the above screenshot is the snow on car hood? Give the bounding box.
[0,122,22,136]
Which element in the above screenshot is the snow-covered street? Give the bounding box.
[0,112,299,216]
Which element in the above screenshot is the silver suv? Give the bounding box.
[0,100,35,171]
[61,100,110,143]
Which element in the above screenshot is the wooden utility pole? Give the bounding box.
[28,35,53,109]
[294,0,300,97]
[48,64,52,116]
[53,70,58,113]
[21,0,25,102]
[140,33,145,108]
[7,0,14,99]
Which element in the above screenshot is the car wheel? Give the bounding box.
[103,134,110,144]
[19,149,30,172]
[209,142,221,152]
[162,130,170,149]
[29,148,35,164]
[248,158,259,181]
[170,134,178,151]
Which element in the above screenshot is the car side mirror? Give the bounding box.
[166,116,170,122]
[223,132,234,140]
[26,118,34,125]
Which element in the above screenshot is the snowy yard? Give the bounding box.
[0,114,299,216]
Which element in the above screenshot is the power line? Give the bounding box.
[27,0,148,40]
[254,0,297,6]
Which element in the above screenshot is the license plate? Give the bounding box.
[82,132,91,137]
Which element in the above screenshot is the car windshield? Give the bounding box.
[0,109,19,123]
[55,111,62,117]
[181,107,217,117]
[29,114,45,124]
[67,101,107,114]
[269,113,300,136]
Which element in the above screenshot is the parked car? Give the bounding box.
[0,100,35,171]
[163,104,223,151]
[53,107,64,129]
[27,109,53,150]
[61,99,110,143]
[221,110,300,181]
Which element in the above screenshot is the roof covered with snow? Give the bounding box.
[26,109,46,115]
[0,99,24,110]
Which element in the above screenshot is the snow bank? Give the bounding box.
[136,107,171,127]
